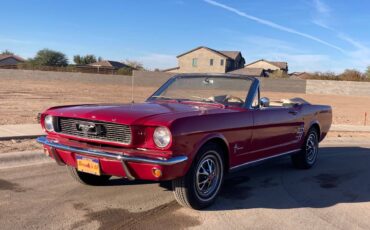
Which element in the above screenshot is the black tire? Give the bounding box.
[172,142,224,209]
[67,166,111,186]
[291,128,319,169]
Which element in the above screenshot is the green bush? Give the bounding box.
[28,49,68,67]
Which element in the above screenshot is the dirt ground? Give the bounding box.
[0,74,369,126]
[0,139,41,153]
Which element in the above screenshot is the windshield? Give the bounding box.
[148,76,253,107]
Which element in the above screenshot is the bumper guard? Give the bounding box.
[36,136,188,180]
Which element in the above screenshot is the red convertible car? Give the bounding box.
[37,74,332,209]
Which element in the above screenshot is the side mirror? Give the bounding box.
[260,97,270,107]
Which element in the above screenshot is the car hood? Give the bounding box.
[46,102,237,126]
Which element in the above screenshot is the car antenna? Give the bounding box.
[131,74,135,103]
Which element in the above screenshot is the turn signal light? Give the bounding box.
[152,168,162,178]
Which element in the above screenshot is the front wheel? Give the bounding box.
[291,128,319,169]
[67,166,111,185]
[172,143,224,209]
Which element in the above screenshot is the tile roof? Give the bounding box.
[219,51,241,60]
[88,60,133,69]
[245,59,288,70]
[229,68,265,77]
[161,66,179,72]
[268,61,288,70]
[0,54,25,62]
[177,46,241,60]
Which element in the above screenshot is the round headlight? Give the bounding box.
[44,115,54,132]
[153,127,171,148]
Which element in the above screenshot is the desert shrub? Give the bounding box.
[268,70,289,78]
[124,60,144,71]
[308,71,339,80]
[365,66,370,79]
[339,69,366,81]
[117,67,133,76]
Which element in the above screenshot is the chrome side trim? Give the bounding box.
[37,136,188,180]
[239,140,298,156]
[229,149,301,171]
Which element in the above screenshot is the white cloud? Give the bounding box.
[0,37,34,44]
[312,19,331,30]
[310,1,370,71]
[135,53,177,70]
[313,0,330,14]
[339,35,370,69]
[242,36,300,53]
[311,0,333,30]
[267,52,342,72]
[203,0,345,53]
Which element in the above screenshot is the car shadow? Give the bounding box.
[207,146,370,211]
[98,146,370,211]
[102,178,173,190]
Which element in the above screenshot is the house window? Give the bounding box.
[210,59,214,66]
[192,58,198,67]
[220,59,224,66]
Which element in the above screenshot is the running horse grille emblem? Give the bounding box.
[76,122,105,136]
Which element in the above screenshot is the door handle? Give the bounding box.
[289,110,298,115]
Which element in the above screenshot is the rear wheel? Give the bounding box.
[291,128,319,169]
[172,143,224,209]
[67,166,111,185]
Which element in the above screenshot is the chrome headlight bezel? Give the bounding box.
[153,126,171,148]
[44,115,54,132]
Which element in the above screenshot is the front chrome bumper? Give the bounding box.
[36,136,188,180]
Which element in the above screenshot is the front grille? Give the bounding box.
[57,117,132,144]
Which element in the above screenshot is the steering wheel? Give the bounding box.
[223,95,244,104]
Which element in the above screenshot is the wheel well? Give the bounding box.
[202,138,230,172]
[310,123,321,139]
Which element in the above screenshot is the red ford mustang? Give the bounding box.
[37,74,332,209]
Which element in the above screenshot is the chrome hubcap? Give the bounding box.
[195,154,221,199]
[306,133,318,164]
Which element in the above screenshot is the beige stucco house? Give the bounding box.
[244,59,288,74]
[164,46,245,73]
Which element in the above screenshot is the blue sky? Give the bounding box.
[1,0,370,72]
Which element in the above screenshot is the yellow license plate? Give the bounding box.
[76,155,101,176]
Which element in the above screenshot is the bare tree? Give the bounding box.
[124,60,145,70]
[1,50,14,55]
[73,54,97,65]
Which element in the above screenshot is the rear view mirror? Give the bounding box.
[260,97,270,107]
